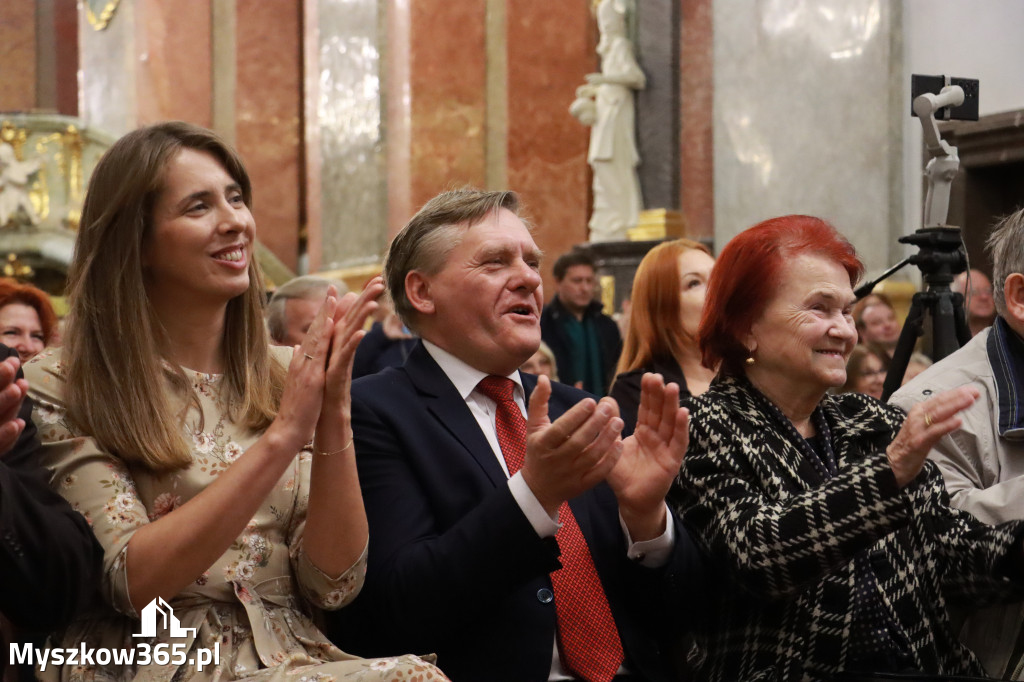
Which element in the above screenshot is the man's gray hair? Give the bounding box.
[986,208,1024,317]
[384,188,523,331]
[266,275,348,342]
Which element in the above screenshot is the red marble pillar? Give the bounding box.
[681,0,714,242]
[506,0,594,294]
[0,0,37,112]
[135,0,212,127]
[235,1,303,271]
[405,1,488,220]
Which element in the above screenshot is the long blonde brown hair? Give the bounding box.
[64,121,285,473]
[617,238,712,375]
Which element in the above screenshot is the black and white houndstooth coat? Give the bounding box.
[670,375,1024,682]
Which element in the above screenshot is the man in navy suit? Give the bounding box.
[326,189,707,681]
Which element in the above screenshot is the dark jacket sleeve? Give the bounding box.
[0,347,102,630]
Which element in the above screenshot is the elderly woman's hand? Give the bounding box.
[886,386,979,487]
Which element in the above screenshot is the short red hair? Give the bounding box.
[699,215,863,376]
[0,278,58,346]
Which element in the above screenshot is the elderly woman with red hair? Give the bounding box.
[0,278,58,362]
[670,215,1024,681]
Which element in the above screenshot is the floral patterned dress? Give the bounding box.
[24,347,446,682]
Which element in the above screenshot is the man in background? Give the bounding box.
[952,268,996,338]
[891,208,1024,679]
[541,252,621,394]
[266,275,348,346]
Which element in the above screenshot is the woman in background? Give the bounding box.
[837,344,888,399]
[611,238,715,431]
[0,277,58,361]
[519,340,559,381]
[26,121,446,682]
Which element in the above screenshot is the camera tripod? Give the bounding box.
[857,228,971,401]
[858,77,976,401]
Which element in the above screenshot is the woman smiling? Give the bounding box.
[25,122,446,682]
[671,214,1024,681]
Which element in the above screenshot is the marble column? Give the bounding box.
[306,0,387,273]
[634,0,681,212]
[383,0,488,245]
[35,0,79,116]
[680,0,714,241]
[77,0,214,136]
[712,0,903,270]
[506,0,592,294]
[0,0,38,112]
[234,1,302,272]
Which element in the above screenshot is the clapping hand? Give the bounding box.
[887,386,978,487]
[522,375,624,516]
[607,373,689,541]
[0,354,26,456]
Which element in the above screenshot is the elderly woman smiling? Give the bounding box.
[671,215,1024,681]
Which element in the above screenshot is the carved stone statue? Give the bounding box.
[0,142,41,229]
[570,0,646,243]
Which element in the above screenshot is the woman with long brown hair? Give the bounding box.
[610,238,715,431]
[25,122,446,681]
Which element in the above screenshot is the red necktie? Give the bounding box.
[477,376,624,682]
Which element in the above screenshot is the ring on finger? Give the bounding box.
[924,411,933,428]
[303,353,316,361]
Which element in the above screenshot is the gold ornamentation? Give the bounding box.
[2,254,33,280]
[85,0,122,31]
[627,209,688,242]
[600,274,616,317]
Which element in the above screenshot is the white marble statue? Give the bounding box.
[570,0,646,243]
[0,142,41,229]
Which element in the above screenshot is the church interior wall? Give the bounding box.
[1,0,1022,299]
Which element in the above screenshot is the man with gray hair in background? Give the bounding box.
[891,207,1024,679]
[266,274,348,346]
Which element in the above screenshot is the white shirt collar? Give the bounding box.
[421,339,525,401]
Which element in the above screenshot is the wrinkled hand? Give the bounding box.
[0,355,26,456]
[268,287,340,455]
[522,375,624,515]
[887,386,978,487]
[320,277,384,423]
[607,373,689,541]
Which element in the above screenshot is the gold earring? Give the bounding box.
[745,355,755,365]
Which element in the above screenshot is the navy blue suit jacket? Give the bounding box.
[326,342,706,682]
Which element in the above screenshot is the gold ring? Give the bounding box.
[924,412,933,428]
[303,353,316,361]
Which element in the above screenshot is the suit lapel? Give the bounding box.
[404,343,508,487]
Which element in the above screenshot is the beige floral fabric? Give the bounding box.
[25,347,446,682]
